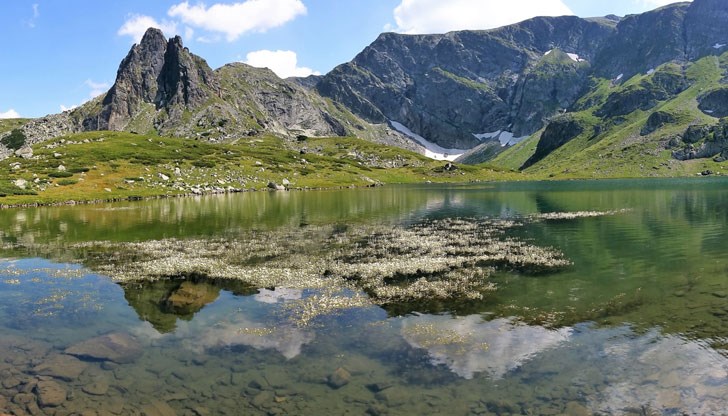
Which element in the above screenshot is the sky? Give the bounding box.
[0,0,689,119]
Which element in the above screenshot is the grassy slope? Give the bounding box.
[0,132,521,206]
[0,119,30,135]
[492,53,728,178]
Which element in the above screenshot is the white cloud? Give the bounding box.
[0,109,21,119]
[392,0,574,34]
[244,50,320,78]
[85,79,110,98]
[118,14,179,43]
[168,0,307,41]
[60,104,78,112]
[24,3,39,28]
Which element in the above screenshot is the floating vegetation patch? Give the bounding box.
[3,217,576,325]
[531,209,631,221]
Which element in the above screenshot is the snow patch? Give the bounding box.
[474,131,526,147]
[543,49,585,62]
[646,68,655,75]
[615,73,624,81]
[713,43,726,49]
[704,110,715,114]
[390,121,466,161]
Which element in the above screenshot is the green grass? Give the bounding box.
[0,131,521,206]
[0,119,30,135]
[491,52,728,178]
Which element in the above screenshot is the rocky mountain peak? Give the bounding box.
[86,28,217,132]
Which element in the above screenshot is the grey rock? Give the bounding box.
[64,332,143,364]
[15,146,33,158]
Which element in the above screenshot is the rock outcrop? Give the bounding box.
[522,115,585,169]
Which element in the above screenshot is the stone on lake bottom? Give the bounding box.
[141,400,177,416]
[327,367,351,389]
[32,354,88,381]
[35,380,67,407]
[64,332,143,364]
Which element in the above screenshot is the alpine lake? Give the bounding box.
[1,178,728,416]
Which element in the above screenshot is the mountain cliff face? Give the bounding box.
[317,16,615,149]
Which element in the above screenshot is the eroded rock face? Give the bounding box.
[64,332,143,364]
[641,110,677,136]
[698,87,728,118]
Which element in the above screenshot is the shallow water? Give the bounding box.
[1,178,728,415]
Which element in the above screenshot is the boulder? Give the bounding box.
[64,332,142,364]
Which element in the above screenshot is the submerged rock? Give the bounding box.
[32,354,87,381]
[327,367,351,389]
[64,332,142,364]
[35,380,67,407]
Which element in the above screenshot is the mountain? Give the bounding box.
[3,0,728,178]
[7,29,414,153]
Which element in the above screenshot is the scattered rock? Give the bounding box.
[565,401,590,416]
[141,400,177,416]
[12,393,35,405]
[82,378,110,396]
[32,354,88,381]
[13,179,27,190]
[267,181,285,191]
[327,367,351,389]
[158,173,170,181]
[64,332,143,364]
[443,162,458,171]
[251,390,275,408]
[15,146,33,159]
[2,376,22,389]
[57,164,66,172]
[35,380,67,407]
[282,178,291,186]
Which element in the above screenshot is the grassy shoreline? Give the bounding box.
[0,129,724,209]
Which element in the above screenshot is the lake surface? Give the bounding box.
[1,178,728,415]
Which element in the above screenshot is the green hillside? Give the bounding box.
[0,131,518,206]
[491,53,728,178]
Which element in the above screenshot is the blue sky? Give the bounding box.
[0,0,688,119]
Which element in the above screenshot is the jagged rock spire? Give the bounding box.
[88,28,218,131]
